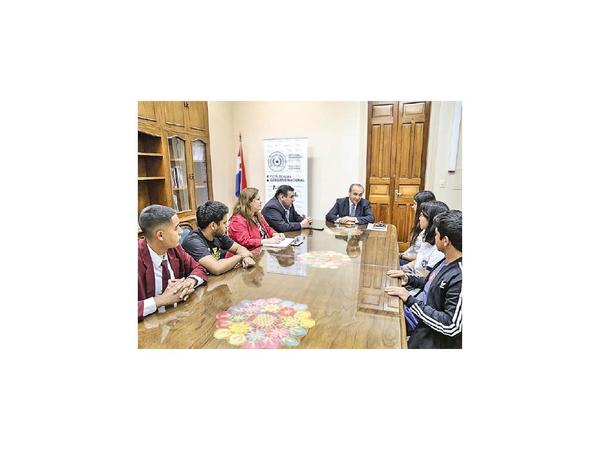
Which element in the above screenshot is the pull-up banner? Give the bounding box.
[264,138,308,216]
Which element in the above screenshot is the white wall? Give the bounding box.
[207,101,461,217]
[231,101,368,219]
[207,101,236,210]
[424,101,463,210]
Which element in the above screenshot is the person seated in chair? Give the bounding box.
[182,201,256,275]
[138,205,208,321]
[385,210,462,349]
[325,183,374,225]
[262,184,312,232]
[228,187,285,250]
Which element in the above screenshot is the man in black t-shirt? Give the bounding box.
[182,201,256,275]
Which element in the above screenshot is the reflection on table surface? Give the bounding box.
[138,220,407,349]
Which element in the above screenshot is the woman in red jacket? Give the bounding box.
[228,187,285,250]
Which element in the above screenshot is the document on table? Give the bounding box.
[367,223,388,231]
[262,238,294,248]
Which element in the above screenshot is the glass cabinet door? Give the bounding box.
[168,135,191,212]
[192,139,209,206]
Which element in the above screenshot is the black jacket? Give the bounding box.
[404,257,462,349]
[261,197,304,232]
[325,197,374,224]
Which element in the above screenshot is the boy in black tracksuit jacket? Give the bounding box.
[386,210,463,349]
[403,258,462,349]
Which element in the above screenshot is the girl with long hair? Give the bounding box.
[399,190,436,265]
[388,200,449,278]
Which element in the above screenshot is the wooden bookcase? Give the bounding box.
[138,101,213,227]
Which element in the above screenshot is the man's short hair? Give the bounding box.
[348,183,364,193]
[139,204,177,237]
[196,201,229,229]
[433,210,462,252]
[275,185,295,198]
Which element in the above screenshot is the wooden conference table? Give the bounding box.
[138,220,407,349]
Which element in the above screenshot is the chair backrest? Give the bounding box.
[179,222,193,244]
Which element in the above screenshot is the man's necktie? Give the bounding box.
[161,259,170,293]
[350,203,356,217]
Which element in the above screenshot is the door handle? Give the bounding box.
[395,189,400,197]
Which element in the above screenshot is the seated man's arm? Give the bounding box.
[406,273,427,289]
[139,284,195,320]
[229,241,252,258]
[198,254,243,275]
[291,207,305,223]
[325,201,340,222]
[404,279,462,337]
[263,206,300,232]
[229,241,256,268]
[138,269,158,320]
[356,201,375,224]
[138,298,156,321]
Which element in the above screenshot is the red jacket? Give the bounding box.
[228,212,275,250]
[138,239,208,321]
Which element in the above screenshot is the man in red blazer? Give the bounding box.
[138,205,208,321]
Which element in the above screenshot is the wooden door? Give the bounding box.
[186,101,209,132]
[366,101,430,252]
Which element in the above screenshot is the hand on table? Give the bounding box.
[169,277,196,300]
[386,270,408,285]
[239,248,253,259]
[242,256,256,268]
[264,235,285,244]
[155,279,187,307]
[384,285,411,301]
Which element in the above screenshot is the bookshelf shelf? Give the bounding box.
[138,152,163,157]
[138,176,166,181]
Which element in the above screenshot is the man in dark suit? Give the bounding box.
[325,183,375,225]
[261,185,312,232]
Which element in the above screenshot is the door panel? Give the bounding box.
[411,123,424,177]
